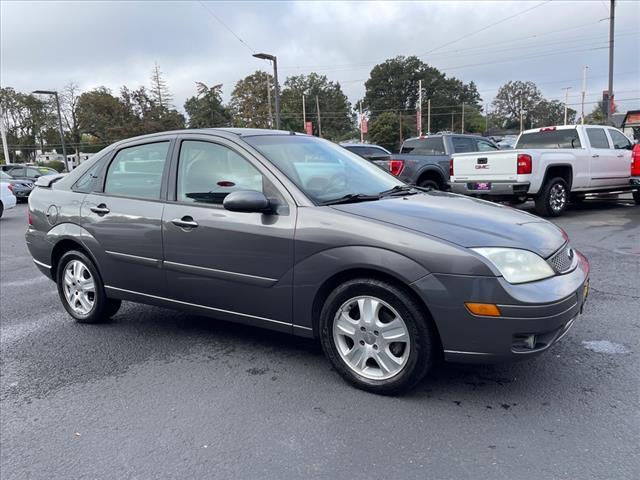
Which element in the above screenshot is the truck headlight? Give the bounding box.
[472,247,555,284]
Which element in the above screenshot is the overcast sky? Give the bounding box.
[1,0,639,116]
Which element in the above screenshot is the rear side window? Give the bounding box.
[516,129,582,149]
[451,137,476,153]
[586,128,610,149]
[104,142,170,199]
[401,137,445,155]
[608,129,631,149]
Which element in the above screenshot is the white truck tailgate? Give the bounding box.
[452,151,517,181]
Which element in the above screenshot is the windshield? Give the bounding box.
[244,135,403,204]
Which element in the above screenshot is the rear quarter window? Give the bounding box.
[516,129,582,149]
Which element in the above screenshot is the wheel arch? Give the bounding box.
[541,164,573,190]
[416,166,446,189]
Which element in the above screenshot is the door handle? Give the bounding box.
[172,216,198,229]
[90,204,110,215]
[591,154,599,158]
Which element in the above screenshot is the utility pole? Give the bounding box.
[418,79,423,136]
[399,113,403,144]
[315,95,322,137]
[266,76,273,127]
[461,102,465,134]
[562,87,572,125]
[253,53,280,129]
[607,0,615,124]
[0,105,10,164]
[359,101,364,143]
[33,90,69,171]
[581,65,588,124]
[484,103,488,133]
[427,99,431,134]
[302,94,306,131]
[451,112,454,131]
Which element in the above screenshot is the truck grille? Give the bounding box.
[548,243,576,274]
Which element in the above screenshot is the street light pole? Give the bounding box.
[607,0,615,124]
[33,90,69,171]
[562,87,572,125]
[253,53,280,129]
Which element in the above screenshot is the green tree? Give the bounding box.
[533,99,576,127]
[587,100,617,125]
[184,82,231,128]
[280,73,354,140]
[230,71,274,128]
[363,56,481,133]
[368,111,410,152]
[76,87,125,143]
[492,81,542,129]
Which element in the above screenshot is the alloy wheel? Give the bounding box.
[550,183,567,212]
[333,296,411,380]
[62,259,96,315]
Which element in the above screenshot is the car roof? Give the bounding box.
[403,133,489,142]
[111,128,306,147]
[340,142,385,148]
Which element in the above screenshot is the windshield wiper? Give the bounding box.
[378,185,422,197]
[319,193,381,206]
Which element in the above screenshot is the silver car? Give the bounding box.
[26,129,590,394]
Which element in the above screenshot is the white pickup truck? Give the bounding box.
[449,125,638,216]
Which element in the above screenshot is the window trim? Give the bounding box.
[167,133,295,213]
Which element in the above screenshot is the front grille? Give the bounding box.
[548,243,576,274]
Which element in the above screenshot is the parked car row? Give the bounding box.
[0,164,60,202]
[343,124,638,217]
[0,178,17,218]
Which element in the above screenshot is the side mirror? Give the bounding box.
[223,190,273,213]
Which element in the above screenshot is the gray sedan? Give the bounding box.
[25,128,589,394]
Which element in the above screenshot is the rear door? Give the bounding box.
[81,137,173,296]
[161,134,296,331]
[584,127,617,187]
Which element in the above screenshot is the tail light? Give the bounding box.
[517,153,532,175]
[28,209,33,225]
[388,159,404,176]
[450,159,454,176]
[632,144,640,176]
[7,183,14,193]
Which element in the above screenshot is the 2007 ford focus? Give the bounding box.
[26,129,589,394]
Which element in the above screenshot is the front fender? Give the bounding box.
[292,245,431,335]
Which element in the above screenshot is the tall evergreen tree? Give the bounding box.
[149,62,173,110]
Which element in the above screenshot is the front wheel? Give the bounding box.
[56,250,121,323]
[535,177,569,217]
[319,278,437,395]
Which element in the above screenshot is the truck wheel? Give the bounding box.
[535,177,568,217]
[418,179,440,191]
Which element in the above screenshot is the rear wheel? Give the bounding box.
[535,177,569,217]
[319,278,436,394]
[0,202,4,218]
[418,178,441,191]
[56,250,121,323]
[633,190,640,205]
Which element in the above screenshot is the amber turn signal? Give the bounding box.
[465,302,501,317]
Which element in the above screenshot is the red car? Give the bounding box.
[631,143,640,204]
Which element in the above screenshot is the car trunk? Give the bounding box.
[452,151,518,181]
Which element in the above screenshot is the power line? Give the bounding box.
[197,0,255,54]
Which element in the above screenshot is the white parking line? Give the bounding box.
[582,340,630,354]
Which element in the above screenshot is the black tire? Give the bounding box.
[56,250,120,323]
[535,177,569,217]
[418,178,440,191]
[633,190,640,205]
[319,278,437,395]
[0,202,3,218]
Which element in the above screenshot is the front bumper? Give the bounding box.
[449,181,530,197]
[412,249,589,363]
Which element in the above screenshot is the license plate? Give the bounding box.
[469,182,491,191]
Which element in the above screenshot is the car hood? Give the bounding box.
[331,192,566,258]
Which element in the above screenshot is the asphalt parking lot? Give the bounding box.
[1,199,638,480]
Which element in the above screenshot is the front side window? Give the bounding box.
[244,135,401,204]
[177,140,264,205]
[608,129,631,150]
[104,142,170,199]
[476,140,498,151]
[586,128,610,149]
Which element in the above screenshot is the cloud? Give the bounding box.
[1,0,638,114]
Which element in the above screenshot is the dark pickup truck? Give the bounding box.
[375,134,499,190]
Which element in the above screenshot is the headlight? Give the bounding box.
[472,247,555,284]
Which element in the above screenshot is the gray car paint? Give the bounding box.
[25,128,589,363]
